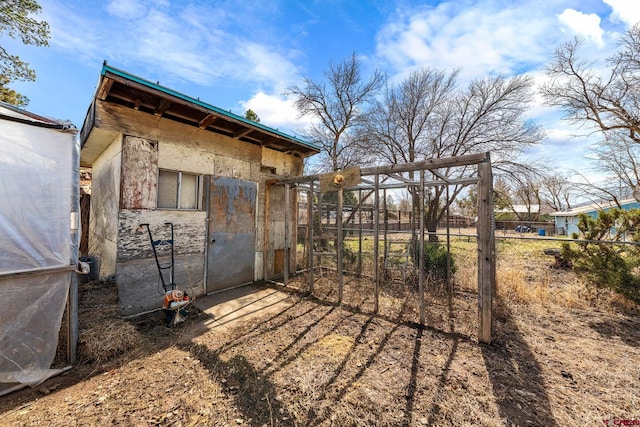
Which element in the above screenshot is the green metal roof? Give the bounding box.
[100,63,319,152]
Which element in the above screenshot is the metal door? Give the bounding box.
[206,176,257,293]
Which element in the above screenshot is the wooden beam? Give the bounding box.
[284,184,290,285]
[430,169,448,181]
[234,127,253,139]
[96,77,114,100]
[337,188,343,303]
[307,182,314,292]
[108,91,143,108]
[154,98,172,116]
[373,174,380,313]
[104,72,210,116]
[79,100,96,147]
[275,153,489,185]
[477,156,495,344]
[198,113,218,129]
[362,152,488,176]
[419,170,425,325]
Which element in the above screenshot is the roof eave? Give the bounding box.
[99,63,320,155]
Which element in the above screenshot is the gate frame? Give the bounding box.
[274,152,495,344]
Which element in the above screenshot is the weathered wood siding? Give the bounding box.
[94,101,262,175]
[120,136,158,209]
[261,147,303,278]
[118,210,207,260]
[117,209,206,316]
[88,134,122,278]
[264,183,298,279]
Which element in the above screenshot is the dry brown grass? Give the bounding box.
[76,280,144,364]
[3,236,640,426]
[77,317,142,364]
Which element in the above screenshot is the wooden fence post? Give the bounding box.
[477,155,495,344]
[337,188,344,304]
[307,182,314,293]
[284,183,290,285]
[373,174,380,313]
[419,170,425,325]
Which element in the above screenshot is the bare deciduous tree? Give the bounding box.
[568,171,629,208]
[287,52,385,172]
[369,70,543,238]
[540,173,574,212]
[368,68,458,234]
[369,68,458,165]
[541,25,640,145]
[589,136,640,200]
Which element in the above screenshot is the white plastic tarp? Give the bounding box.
[0,120,73,272]
[0,110,78,388]
[0,273,69,386]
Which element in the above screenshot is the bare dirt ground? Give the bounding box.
[1,272,640,426]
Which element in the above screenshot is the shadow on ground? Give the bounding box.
[481,298,557,426]
[1,282,561,427]
[588,317,640,348]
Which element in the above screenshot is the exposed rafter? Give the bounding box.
[198,113,218,129]
[90,64,320,157]
[96,78,113,100]
[154,99,172,116]
[233,127,253,139]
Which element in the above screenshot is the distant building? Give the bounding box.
[495,204,541,220]
[550,199,640,236]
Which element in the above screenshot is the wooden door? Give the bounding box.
[206,176,257,293]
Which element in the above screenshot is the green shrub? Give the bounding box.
[561,208,640,303]
[341,246,358,268]
[409,240,456,283]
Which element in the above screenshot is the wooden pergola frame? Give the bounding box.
[273,152,495,343]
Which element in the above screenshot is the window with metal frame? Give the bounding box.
[157,170,203,210]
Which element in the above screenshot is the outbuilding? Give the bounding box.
[550,198,640,236]
[80,63,319,316]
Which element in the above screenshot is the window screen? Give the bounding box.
[157,170,179,208]
[180,173,198,209]
[157,170,201,209]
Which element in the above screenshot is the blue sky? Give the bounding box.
[4,0,640,176]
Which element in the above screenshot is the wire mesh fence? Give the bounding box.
[288,224,637,337]
[290,227,482,337]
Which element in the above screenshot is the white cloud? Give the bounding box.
[39,0,102,58]
[374,1,566,81]
[557,9,604,46]
[604,0,640,27]
[373,1,633,179]
[237,43,301,92]
[240,92,315,132]
[39,0,301,97]
[106,0,147,19]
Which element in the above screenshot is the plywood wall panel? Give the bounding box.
[117,209,206,261]
[120,136,158,209]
